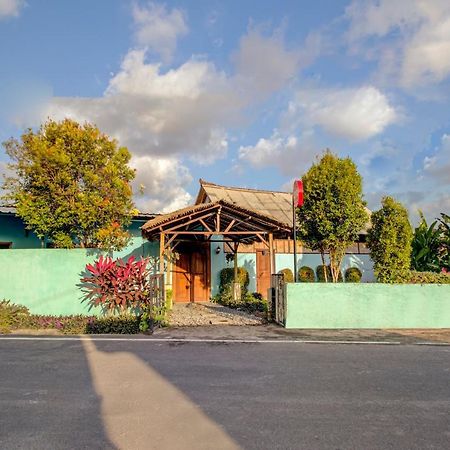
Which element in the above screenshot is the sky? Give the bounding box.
[0,0,449,223]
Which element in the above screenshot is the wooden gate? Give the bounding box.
[271,273,286,326]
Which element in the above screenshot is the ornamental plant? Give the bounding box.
[367,196,412,283]
[298,266,315,282]
[81,255,151,312]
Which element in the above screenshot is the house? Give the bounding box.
[141,180,374,302]
[0,205,155,253]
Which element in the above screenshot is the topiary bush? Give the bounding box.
[298,266,315,282]
[345,267,362,283]
[407,270,450,284]
[278,268,294,283]
[316,265,331,282]
[316,265,343,282]
[218,267,250,295]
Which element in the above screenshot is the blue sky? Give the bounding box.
[0,0,449,222]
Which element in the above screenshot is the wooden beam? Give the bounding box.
[164,233,178,249]
[164,231,271,235]
[199,218,212,232]
[224,219,236,233]
[163,211,216,233]
[268,232,275,276]
[159,233,165,274]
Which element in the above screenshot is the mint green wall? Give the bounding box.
[285,283,450,329]
[0,214,42,248]
[0,244,159,316]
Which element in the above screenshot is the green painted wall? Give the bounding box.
[285,283,450,329]
[0,244,159,316]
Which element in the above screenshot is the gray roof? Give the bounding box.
[196,180,371,233]
[196,180,292,226]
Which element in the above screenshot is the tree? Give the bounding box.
[411,212,441,272]
[2,119,135,249]
[297,151,368,282]
[367,196,412,283]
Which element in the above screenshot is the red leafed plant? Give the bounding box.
[81,255,151,312]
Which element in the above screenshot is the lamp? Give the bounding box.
[215,246,221,254]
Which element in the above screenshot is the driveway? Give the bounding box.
[0,338,449,449]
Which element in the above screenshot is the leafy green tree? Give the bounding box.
[2,119,136,249]
[367,196,412,283]
[437,213,450,271]
[297,151,368,282]
[411,212,441,272]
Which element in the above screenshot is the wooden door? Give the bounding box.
[173,253,191,302]
[256,250,271,299]
[173,244,210,302]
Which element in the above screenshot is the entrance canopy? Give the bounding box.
[141,200,291,245]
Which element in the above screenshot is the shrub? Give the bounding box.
[367,196,412,283]
[214,290,267,314]
[278,268,294,283]
[298,266,315,282]
[81,255,152,312]
[407,271,450,284]
[345,267,362,283]
[0,300,31,333]
[218,267,250,296]
[86,315,141,334]
[316,265,342,282]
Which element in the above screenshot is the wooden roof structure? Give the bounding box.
[141,199,292,245]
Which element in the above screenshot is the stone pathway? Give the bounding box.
[167,302,265,327]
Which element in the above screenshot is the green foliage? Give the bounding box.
[437,213,450,271]
[297,151,368,282]
[213,291,267,314]
[344,267,362,283]
[407,270,450,284]
[218,267,250,295]
[278,268,294,283]
[0,300,31,333]
[87,315,141,334]
[298,266,315,282]
[2,119,135,250]
[411,213,441,272]
[316,265,332,282]
[367,196,413,283]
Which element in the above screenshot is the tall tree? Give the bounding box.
[297,151,368,282]
[2,119,136,250]
[367,196,412,283]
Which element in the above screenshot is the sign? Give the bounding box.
[293,180,303,207]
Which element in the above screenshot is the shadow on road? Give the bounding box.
[0,340,116,450]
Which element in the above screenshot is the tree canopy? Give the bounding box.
[2,119,136,250]
[297,151,368,282]
[367,196,412,283]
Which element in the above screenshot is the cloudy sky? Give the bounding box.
[0,0,449,222]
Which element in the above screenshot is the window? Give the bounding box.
[0,242,12,249]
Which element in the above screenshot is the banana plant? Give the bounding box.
[438,213,450,271]
[411,213,441,272]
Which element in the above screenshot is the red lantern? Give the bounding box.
[293,180,303,207]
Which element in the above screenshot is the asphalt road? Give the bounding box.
[0,338,449,450]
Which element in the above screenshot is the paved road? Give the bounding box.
[0,338,449,450]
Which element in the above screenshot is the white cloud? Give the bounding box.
[132,2,188,62]
[232,27,301,98]
[423,134,450,183]
[0,0,25,18]
[287,86,397,141]
[238,130,317,176]
[130,155,192,213]
[345,0,450,88]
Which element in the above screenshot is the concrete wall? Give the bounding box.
[0,243,158,316]
[285,283,450,329]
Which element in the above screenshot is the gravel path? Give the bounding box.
[168,302,265,326]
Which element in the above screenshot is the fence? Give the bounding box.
[285,283,450,329]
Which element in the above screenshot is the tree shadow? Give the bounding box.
[0,339,116,450]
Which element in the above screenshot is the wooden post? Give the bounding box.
[159,232,165,275]
[268,233,275,275]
